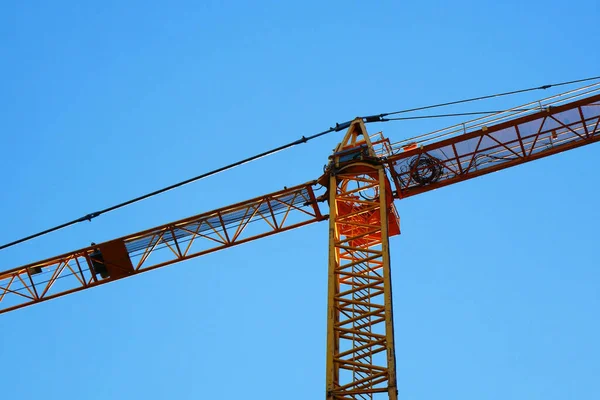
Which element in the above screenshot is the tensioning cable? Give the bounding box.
[2,75,598,250]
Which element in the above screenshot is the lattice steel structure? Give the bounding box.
[1,83,600,400]
[0,183,324,314]
[326,121,400,399]
[385,86,600,198]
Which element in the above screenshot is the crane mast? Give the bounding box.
[325,120,400,399]
[1,83,599,399]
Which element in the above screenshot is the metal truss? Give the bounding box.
[2,81,600,400]
[387,91,600,198]
[326,166,398,400]
[0,182,325,314]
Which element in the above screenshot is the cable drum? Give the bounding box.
[409,154,444,185]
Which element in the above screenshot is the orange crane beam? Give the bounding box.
[326,121,400,399]
[0,183,325,314]
[386,91,600,199]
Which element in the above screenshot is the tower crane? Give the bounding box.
[1,83,599,400]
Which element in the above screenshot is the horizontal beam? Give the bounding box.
[388,93,600,198]
[0,182,326,315]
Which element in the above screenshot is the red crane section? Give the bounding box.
[0,183,325,315]
[386,90,600,199]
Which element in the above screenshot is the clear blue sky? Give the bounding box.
[1,1,599,399]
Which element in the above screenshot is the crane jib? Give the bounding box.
[0,183,326,314]
[387,93,600,199]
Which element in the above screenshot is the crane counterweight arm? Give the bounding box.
[0,182,326,315]
[387,92,600,198]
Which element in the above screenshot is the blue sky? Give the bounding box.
[1,1,599,399]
